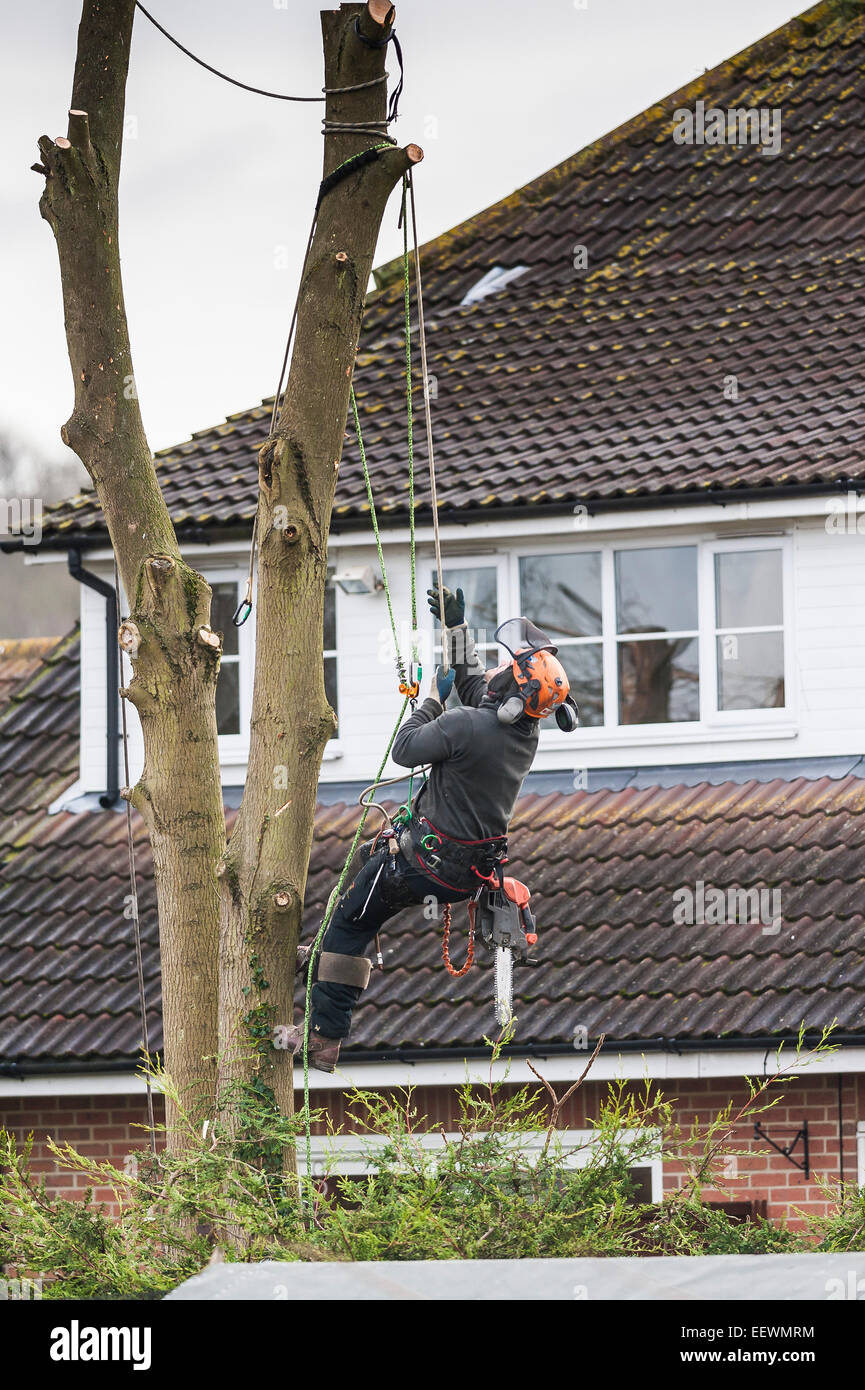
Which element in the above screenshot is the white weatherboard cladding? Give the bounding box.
[69,504,865,796]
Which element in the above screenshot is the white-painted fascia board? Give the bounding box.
[3,1047,863,1099]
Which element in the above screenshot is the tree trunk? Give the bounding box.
[217,3,421,1133]
[36,0,225,1140]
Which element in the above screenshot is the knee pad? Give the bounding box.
[316,951,372,990]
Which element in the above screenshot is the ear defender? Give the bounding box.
[497,696,525,725]
[554,697,580,733]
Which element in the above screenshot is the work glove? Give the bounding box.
[427,584,465,628]
[435,666,456,704]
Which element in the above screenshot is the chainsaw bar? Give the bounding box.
[494,945,514,1026]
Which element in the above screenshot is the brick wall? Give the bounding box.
[0,1093,165,1210]
[2,1071,861,1227]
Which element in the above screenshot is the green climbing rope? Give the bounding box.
[300,180,422,1211]
[402,175,418,679]
[300,698,407,1198]
[350,385,409,687]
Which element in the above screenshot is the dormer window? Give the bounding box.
[460,265,528,307]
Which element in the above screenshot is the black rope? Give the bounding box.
[134,1,388,105]
[133,2,322,100]
[353,16,404,123]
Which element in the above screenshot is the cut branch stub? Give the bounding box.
[67,108,92,154]
[197,625,221,651]
[118,620,141,659]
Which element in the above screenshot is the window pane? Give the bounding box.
[211,582,239,656]
[615,548,697,634]
[519,553,602,638]
[436,566,498,648]
[216,661,240,735]
[618,636,699,724]
[715,550,782,629]
[324,655,338,723]
[556,644,603,727]
[323,576,336,653]
[717,632,784,710]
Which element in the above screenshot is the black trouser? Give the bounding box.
[309,842,475,1040]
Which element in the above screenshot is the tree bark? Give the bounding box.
[217,3,421,1134]
[38,0,421,1161]
[36,0,225,1139]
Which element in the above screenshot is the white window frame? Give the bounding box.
[425,550,510,665]
[509,534,794,748]
[323,566,343,758]
[301,1127,663,1201]
[204,565,344,766]
[701,537,793,730]
[205,567,254,765]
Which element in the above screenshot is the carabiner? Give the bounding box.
[232,579,253,628]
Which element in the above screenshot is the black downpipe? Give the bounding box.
[67,549,119,808]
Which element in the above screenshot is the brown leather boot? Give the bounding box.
[277,1023,341,1073]
[295,943,314,977]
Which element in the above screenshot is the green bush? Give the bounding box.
[0,1029,843,1298]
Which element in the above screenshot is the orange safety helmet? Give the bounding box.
[493,618,578,728]
[512,646,570,718]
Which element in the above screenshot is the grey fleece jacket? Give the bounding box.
[391,625,538,841]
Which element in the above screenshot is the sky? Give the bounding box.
[1,0,808,479]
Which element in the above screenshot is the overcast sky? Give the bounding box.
[2,0,806,479]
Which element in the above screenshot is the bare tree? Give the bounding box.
[36,0,420,1146]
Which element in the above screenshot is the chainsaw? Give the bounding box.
[469,875,539,1026]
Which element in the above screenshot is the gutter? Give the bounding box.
[338,1031,865,1064]
[67,549,120,808]
[4,1031,865,1079]
[7,478,865,553]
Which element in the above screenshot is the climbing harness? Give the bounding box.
[113,559,157,1155]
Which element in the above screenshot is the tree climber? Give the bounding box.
[282,586,580,1072]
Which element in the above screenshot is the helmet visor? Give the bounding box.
[494,617,558,659]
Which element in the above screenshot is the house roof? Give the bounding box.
[39,0,865,547]
[1,632,863,1069]
[0,638,63,707]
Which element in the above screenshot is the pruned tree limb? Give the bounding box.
[218,2,422,1133]
[36,0,225,1140]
